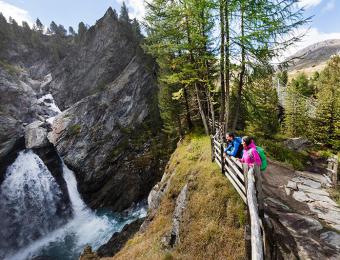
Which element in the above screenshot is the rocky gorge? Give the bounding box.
[0,7,168,259]
[1,7,167,210]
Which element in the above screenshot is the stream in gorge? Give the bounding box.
[0,94,147,260]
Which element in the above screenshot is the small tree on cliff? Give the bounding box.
[119,2,130,24]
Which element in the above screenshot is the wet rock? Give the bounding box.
[25,120,49,149]
[97,218,145,257]
[0,136,25,186]
[320,232,340,250]
[79,245,99,260]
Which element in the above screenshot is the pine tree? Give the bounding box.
[77,22,87,41]
[35,18,44,33]
[49,21,58,34]
[291,73,314,97]
[119,2,130,23]
[68,26,76,36]
[284,85,310,137]
[313,56,340,149]
[245,67,279,137]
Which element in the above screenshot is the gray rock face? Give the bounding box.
[46,8,141,109]
[25,121,49,149]
[284,137,310,151]
[50,52,165,211]
[162,184,189,248]
[1,8,167,212]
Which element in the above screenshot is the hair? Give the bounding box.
[226,132,235,138]
[242,136,252,146]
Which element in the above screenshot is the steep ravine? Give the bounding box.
[1,7,168,213]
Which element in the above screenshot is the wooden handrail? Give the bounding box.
[211,134,265,260]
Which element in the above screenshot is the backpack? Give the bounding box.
[256,147,267,171]
[247,146,267,171]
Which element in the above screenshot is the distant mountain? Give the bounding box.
[287,39,340,72]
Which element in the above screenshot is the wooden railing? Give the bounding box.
[211,133,265,260]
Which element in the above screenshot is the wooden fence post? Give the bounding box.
[246,167,264,260]
[254,165,264,218]
[243,164,251,260]
[210,135,215,162]
[221,142,225,174]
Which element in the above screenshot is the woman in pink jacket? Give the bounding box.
[238,136,262,167]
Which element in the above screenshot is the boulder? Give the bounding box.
[284,137,310,151]
[25,121,49,149]
[97,218,145,257]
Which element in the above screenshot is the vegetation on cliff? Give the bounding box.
[112,133,245,260]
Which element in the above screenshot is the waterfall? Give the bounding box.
[1,93,147,260]
[0,150,67,257]
[1,151,147,260]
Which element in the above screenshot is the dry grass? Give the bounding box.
[111,134,246,260]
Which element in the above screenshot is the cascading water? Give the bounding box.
[0,94,147,260]
[0,150,68,257]
[1,151,147,260]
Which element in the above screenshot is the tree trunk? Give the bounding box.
[184,10,209,135]
[177,113,184,139]
[219,0,226,126]
[232,2,246,131]
[195,83,210,135]
[224,0,230,132]
[183,87,193,129]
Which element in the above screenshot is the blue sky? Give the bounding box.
[0,0,339,56]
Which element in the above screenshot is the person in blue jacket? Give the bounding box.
[224,132,243,159]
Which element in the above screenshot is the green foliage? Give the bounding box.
[68,124,81,136]
[256,137,308,170]
[284,84,311,138]
[119,2,130,23]
[245,68,279,137]
[290,73,315,97]
[0,60,20,75]
[312,56,340,150]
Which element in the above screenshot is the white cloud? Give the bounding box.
[321,0,335,12]
[297,0,323,8]
[278,27,340,62]
[116,0,145,20]
[0,0,33,26]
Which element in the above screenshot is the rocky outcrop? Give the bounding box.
[25,120,50,149]
[46,8,142,109]
[79,246,100,260]
[161,184,189,248]
[49,51,165,211]
[284,137,310,151]
[97,218,145,257]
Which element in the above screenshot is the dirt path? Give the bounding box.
[262,159,340,259]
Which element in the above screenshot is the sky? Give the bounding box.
[0,0,340,57]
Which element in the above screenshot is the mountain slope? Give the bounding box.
[288,39,340,73]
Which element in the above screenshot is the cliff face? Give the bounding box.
[46,8,142,109]
[0,8,167,211]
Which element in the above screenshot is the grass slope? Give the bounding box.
[110,134,246,260]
